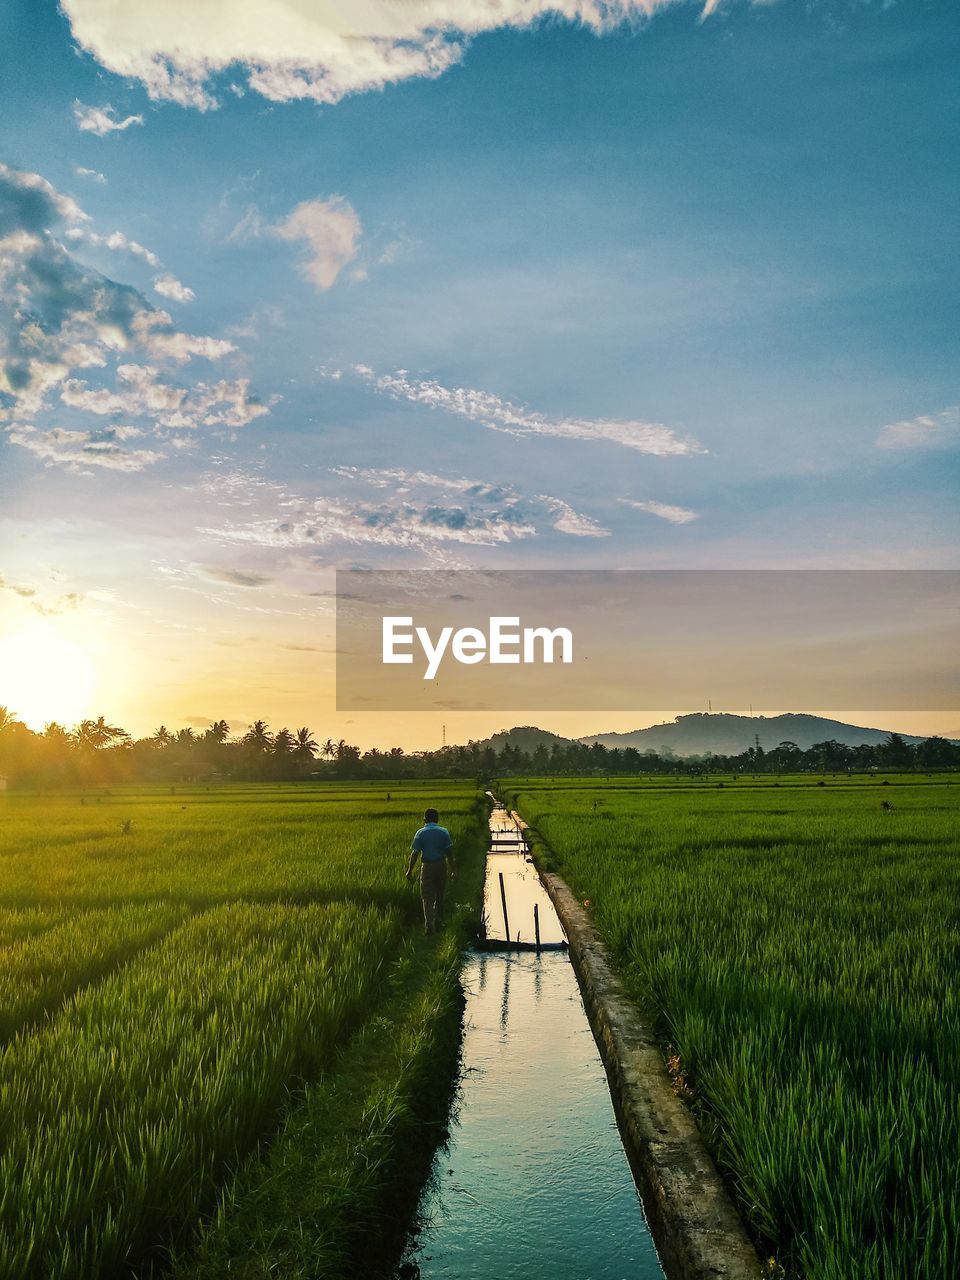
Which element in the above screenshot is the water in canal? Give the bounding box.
[398,947,664,1279]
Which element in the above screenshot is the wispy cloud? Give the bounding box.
[197,464,610,563]
[348,367,705,457]
[73,101,144,136]
[7,425,162,472]
[61,364,275,430]
[332,465,609,538]
[0,575,85,616]
[274,196,361,292]
[65,225,161,267]
[73,166,107,184]
[875,407,960,451]
[201,566,274,588]
[620,498,700,524]
[65,227,197,304]
[60,1,727,110]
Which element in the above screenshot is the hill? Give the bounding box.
[579,713,934,757]
[481,726,571,753]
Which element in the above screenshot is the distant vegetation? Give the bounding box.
[0,705,957,789]
[510,777,960,1280]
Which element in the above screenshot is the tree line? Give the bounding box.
[0,707,956,788]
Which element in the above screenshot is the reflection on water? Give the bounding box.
[482,852,567,947]
[398,952,664,1280]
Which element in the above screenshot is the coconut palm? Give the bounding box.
[0,706,21,735]
[294,727,318,760]
[273,728,294,755]
[243,721,273,752]
[206,720,230,744]
[321,738,336,761]
[152,725,174,747]
[73,716,128,750]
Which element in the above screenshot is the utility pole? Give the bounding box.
[442,723,446,748]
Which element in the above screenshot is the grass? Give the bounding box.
[507,774,960,1280]
[170,928,470,1280]
[0,782,485,1279]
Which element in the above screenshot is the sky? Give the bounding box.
[0,0,957,747]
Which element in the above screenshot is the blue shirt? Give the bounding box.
[412,822,453,863]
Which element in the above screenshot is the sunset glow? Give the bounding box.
[0,619,98,730]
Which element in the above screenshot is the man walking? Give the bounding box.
[406,807,456,935]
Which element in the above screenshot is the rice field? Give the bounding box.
[508,775,960,1280]
[0,781,484,1279]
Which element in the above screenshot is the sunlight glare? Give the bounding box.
[0,619,98,729]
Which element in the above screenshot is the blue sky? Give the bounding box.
[0,0,957,741]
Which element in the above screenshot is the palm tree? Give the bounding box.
[294,727,318,760]
[152,725,174,747]
[321,738,336,761]
[43,721,71,743]
[273,728,294,755]
[206,720,230,744]
[243,721,273,752]
[0,706,23,735]
[175,728,196,746]
[73,716,128,749]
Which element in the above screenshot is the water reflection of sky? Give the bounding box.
[400,952,664,1280]
[482,852,567,947]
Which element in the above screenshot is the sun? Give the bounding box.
[0,618,98,730]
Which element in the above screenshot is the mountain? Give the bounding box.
[579,713,937,757]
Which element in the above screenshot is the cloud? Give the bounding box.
[66,226,161,267]
[0,164,268,469]
[0,162,88,236]
[73,102,144,136]
[539,496,609,537]
[197,465,590,557]
[61,363,275,430]
[153,273,195,303]
[0,576,86,616]
[60,1,722,110]
[6,424,162,472]
[65,226,198,306]
[620,498,699,524]
[204,498,537,552]
[348,366,705,456]
[875,407,960,451]
[74,166,107,184]
[274,197,361,292]
[330,465,609,538]
[0,575,37,599]
[201,566,274,587]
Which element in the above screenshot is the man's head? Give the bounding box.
[424,807,439,824]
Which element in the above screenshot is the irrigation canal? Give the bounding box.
[396,806,665,1279]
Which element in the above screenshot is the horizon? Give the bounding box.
[1,704,956,754]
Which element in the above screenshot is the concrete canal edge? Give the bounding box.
[540,870,763,1280]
